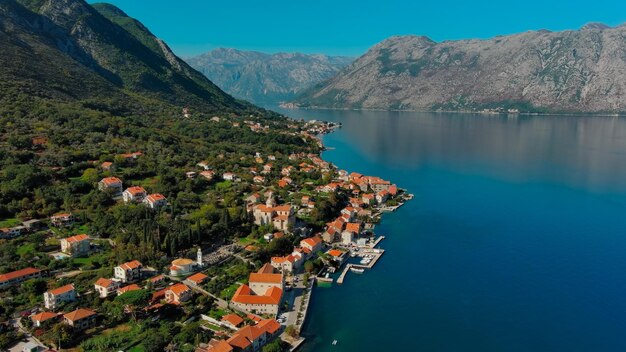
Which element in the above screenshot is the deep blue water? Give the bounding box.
[275,109,626,352]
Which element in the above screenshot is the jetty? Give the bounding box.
[337,249,385,284]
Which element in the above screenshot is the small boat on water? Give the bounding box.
[332,339,338,345]
[350,267,365,273]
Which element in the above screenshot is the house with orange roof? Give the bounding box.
[44,284,76,310]
[165,283,193,304]
[31,311,59,327]
[345,222,362,235]
[322,226,339,244]
[200,170,216,180]
[376,190,390,204]
[327,249,347,264]
[94,277,121,298]
[184,272,208,287]
[231,266,284,315]
[251,199,295,233]
[98,177,123,195]
[50,212,75,227]
[143,193,167,209]
[362,193,376,205]
[225,318,281,351]
[63,308,97,330]
[253,175,265,184]
[122,186,147,203]
[117,284,142,296]
[149,274,166,286]
[114,260,143,283]
[221,313,244,329]
[270,254,300,273]
[60,234,90,257]
[0,267,43,289]
[300,236,323,254]
[101,161,114,171]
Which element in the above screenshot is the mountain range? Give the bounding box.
[292,23,626,113]
[186,48,353,104]
[0,0,257,117]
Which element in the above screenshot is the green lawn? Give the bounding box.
[220,283,240,300]
[72,224,90,234]
[0,218,20,228]
[17,243,36,256]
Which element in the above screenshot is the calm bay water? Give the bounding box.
[274,109,626,351]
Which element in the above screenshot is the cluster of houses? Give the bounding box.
[197,316,281,352]
[98,177,167,209]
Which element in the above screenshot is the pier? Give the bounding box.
[337,249,385,284]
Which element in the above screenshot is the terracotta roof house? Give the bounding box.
[44,284,76,310]
[221,313,244,329]
[63,308,97,330]
[300,236,323,253]
[98,177,123,195]
[60,234,90,257]
[0,267,43,289]
[50,212,75,227]
[31,311,59,327]
[166,283,193,304]
[184,273,208,286]
[117,284,142,296]
[114,260,142,283]
[144,193,167,209]
[122,186,147,203]
[231,266,284,315]
[94,278,121,298]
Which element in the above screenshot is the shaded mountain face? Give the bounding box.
[292,24,626,113]
[186,48,353,104]
[0,0,245,114]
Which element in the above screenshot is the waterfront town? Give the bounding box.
[0,117,409,352]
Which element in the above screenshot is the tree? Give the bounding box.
[285,324,299,338]
[304,260,315,273]
[263,339,285,352]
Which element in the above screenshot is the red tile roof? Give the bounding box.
[100,177,121,185]
[95,277,115,288]
[125,186,146,196]
[328,249,345,257]
[221,313,244,327]
[47,284,74,296]
[31,311,58,323]
[118,284,141,294]
[249,273,282,284]
[301,236,322,247]
[185,272,208,284]
[118,260,142,270]
[167,283,191,296]
[63,308,96,322]
[231,285,283,305]
[145,193,166,203]
[0,267,41,283]
[63,234,89,243]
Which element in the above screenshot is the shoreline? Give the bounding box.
[293,119,412,350]
[279,105,626,117]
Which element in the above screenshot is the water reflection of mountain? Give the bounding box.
[281,108,626,192]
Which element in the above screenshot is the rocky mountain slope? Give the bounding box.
[0,0,251,115]
[292,24,626,113]
[186,48,353,104]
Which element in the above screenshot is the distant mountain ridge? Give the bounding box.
[186,48,353,104]
[292,23,626,113]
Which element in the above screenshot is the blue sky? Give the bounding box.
[90,0,626,57]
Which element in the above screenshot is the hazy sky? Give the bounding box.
[89,0,626,57]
